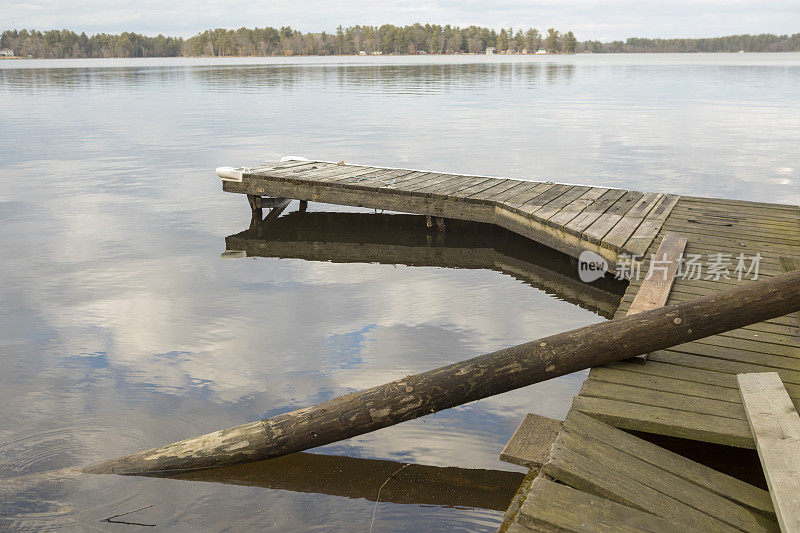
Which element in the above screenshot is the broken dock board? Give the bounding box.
[500,414,562,468]
[738,372,800,533]
[501,409,779,532]
[624,233,686,362]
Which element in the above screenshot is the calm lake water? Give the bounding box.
[1,53,799,531]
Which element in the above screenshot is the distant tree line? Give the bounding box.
[579,34,800,53]
[0,29,182,58]
[2,26,798,58]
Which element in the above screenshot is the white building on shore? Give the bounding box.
[0,48,14,57]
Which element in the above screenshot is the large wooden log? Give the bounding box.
[86,269,800,475]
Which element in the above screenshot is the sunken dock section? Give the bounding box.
[218,160,679,271]
[219,159,800,532]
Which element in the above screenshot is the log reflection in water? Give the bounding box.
[153,452,524,511]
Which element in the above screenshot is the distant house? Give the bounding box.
[358,50,367,56]
[485,47,496,55]
[0,48,14,57]
[535,49,548,55]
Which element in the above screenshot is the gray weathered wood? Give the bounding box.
[738,372,800,533]
[553,427,776,531]
[500,414,562,467]
[625,234,687,361]
[85,269,800,474]
[563,410,774,515]
[517,477,688,532]
[627,234,687,314]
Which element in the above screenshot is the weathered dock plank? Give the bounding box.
[738,372,800,533]
[516,477,688,533]
[502,411,778,532]
[500,414,562,468]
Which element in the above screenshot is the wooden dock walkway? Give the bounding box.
[218,160,679,271]
[218,159,800,532]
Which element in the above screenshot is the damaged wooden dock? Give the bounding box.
[500,196,800,531]
[218,159,800,532]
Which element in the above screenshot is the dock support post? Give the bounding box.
[425,216,447,232]
[298,200,308,213]
[247,194,263,220]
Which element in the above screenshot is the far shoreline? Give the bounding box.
[3,50,800,60]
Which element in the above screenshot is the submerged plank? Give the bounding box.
[738,372,800,533]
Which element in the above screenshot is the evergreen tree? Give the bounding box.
[545,28,560,53]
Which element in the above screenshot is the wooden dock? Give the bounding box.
[500,197,799,530]
[218,160,679,272]
[219,159,800,532]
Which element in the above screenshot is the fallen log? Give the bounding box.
[86,268,800,475]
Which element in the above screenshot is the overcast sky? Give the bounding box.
[2,0,798,41]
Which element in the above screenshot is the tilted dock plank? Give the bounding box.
[517,477,688,533]
[623,233,686,362]
[502,411,778,532]
[499,414,562,468]
[626,234,687,315]
[738,372,800,533]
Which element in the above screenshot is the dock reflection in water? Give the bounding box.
[225,210,626,319]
